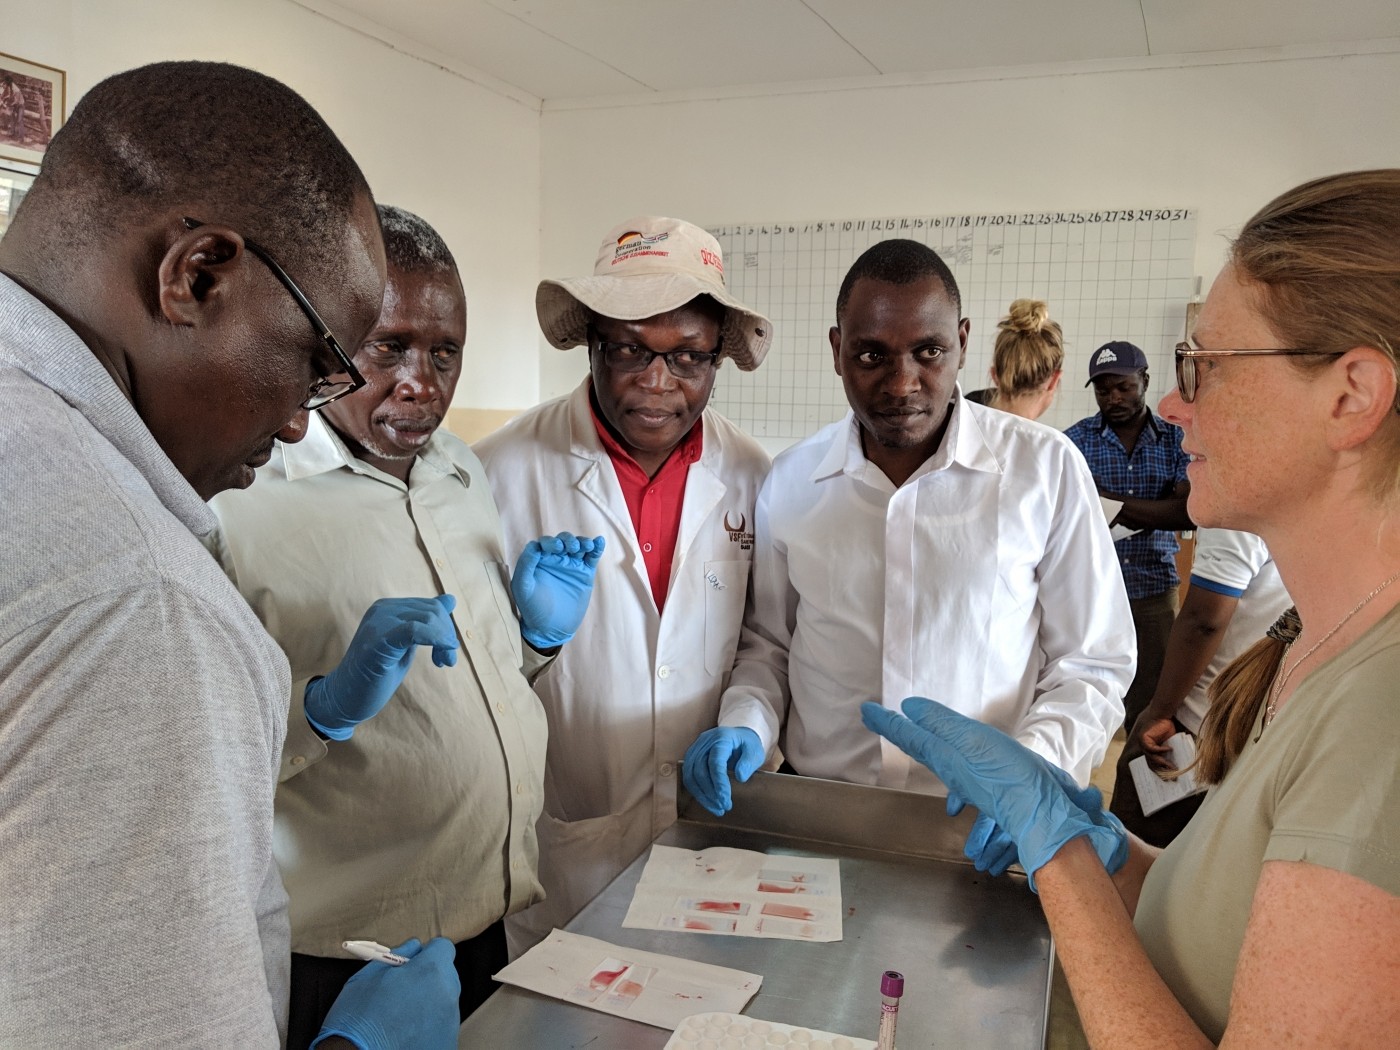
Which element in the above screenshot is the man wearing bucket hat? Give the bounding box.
[475,216,772,951]
[1065,340,1193,787]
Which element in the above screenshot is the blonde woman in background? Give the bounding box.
[965,297,1064,419]
[867,169,1400,1047]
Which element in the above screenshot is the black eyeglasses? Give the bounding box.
[1173,342,1342,403]
[588,326,721,381]
[182,218,365,410]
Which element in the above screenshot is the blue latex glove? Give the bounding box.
[511,532,605,650]
[963,816,1021,877]
[305,595,459,741]
[954,766,1116,877]
[861,698,1128,891]
[312,937,460,1050]
[682,727,765,816]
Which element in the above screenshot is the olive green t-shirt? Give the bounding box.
[1134,604,1400,1042]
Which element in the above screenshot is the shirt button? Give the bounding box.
[643,542,653,553]
[290,755,306,766]
[496,702,505,713]
[659,762,675,777]
[516,782,524,795]
[658,665,671,679]
[435,557,445,568]
[465,629,474,640]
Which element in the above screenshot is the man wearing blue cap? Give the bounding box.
[1065,341,1192,771]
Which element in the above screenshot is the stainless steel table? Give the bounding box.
[460,771,1052,1048]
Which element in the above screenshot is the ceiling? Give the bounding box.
[301,0,1400,105]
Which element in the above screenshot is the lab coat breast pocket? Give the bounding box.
[703,559,750,676]
[483,559,525,667]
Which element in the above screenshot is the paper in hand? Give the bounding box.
[1100,496,1141,541]
[1129,732,1208,815]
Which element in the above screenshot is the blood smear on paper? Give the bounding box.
[623,845,842,942]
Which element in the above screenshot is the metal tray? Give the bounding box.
[459,770,1052,1048]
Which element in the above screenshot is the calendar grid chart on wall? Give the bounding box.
[707,208,1196,451]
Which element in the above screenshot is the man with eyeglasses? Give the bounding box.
[1064,341,1194,834]
[209,204,602,1046]
[0,63,458,1048]
[683,240,1132,871]
[474,216,772,952]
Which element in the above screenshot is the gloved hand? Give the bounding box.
[962,816,1020,877]
[511,532,606,650]
[954,766,1114,877]
[683,727,765,816]
[862,698,1127,891]
[305,595,459,741]
[313,937,460,1050]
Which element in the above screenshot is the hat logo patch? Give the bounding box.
[1096,348,1117,364]
[613,230,670,266]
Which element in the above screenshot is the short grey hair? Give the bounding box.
[377,204,458,275]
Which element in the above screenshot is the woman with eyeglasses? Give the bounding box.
[864,169,1400,1047]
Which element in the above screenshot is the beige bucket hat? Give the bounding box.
[536,215,772,371]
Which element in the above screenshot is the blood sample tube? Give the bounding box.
[877,969,904,1049]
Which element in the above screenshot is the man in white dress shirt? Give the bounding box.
[686,239,1133,849]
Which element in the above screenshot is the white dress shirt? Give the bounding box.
[719,395,1134,789]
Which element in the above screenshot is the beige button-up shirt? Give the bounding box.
[209,414,550,957]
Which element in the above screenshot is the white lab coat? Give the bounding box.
[474,380,770,950]
[720,403,1135,790]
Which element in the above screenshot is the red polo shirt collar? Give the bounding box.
[589,389,704,612]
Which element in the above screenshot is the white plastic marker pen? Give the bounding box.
[342,940,408,966]
[876,970,904,1050]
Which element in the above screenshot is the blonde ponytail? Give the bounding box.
[1189,607,1299,784]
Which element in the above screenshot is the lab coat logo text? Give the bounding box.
[723,511,753,550]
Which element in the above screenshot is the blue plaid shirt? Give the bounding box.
[1064,410,1190,599]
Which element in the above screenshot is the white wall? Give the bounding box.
[3,0,542,411]
[6,14,1398,423]
[539,48,1400,433]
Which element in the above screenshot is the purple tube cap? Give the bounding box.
[881,970,904,997]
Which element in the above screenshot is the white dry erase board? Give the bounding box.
[707,208,1196,449]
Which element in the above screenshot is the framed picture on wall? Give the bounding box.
[0,161,38,239]
[0,52,65,166]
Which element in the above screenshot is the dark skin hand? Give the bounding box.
[1133,582,1240,770]
[1103,480,1194,532]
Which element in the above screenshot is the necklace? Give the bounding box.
[1263,567,1400,727]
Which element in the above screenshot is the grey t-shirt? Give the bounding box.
[0,276,291,1045]
[1135,602,1400,1041]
